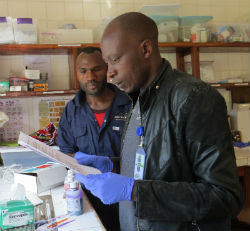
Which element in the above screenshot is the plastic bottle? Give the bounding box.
[64,169,74,192]
[66,181,83,216]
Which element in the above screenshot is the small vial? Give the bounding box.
[64,169,74,192]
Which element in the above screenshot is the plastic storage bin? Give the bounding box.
[0,16,15,44]
[230,103,250,142]
[149,15,179,42]
[139,3,180,16]
[179,16,213,42]
[93,17,113,43]
[211,24,250,42]
[185,61,215,83]
[12,18,37,44]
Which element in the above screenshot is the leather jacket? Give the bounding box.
[133,60,243,231]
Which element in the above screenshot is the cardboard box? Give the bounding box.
[33,82,48,92]
[0,199,34,230]
[14,163,67,194]
[39,29,93,44]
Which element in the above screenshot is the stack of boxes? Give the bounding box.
[0,16,37,44]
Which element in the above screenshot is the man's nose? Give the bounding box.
[107,66,116,83]
[86,70,96,80]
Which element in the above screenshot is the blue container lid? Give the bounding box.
[180,16,213,26]
[149,15,179,24]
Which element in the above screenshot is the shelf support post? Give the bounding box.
[68,47,79,90]
[191,46,200,79]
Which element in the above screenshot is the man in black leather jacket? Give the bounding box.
[75,12,243,231]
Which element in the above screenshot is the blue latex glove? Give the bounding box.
[74,152,113,173]
[75,172,135,204]
[233,141,250,148]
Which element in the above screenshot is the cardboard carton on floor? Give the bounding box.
[14,163,67,194]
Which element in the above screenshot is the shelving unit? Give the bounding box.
[0,43,99,91]
[0,89,78,98]
[0,42,249,102]
[172,42,250,104]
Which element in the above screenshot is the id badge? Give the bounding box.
[134,147,146,180]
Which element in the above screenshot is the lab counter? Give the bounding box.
[40,186,106,231]
[1,146,249,227]
[0,147,106,231]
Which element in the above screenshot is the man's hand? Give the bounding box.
[75,172,135,204]
[74,151,113,173]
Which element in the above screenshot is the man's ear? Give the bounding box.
[140,39,152,59]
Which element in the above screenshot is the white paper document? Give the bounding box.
[18,132,101,176]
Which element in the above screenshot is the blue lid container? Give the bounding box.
[149,15,179,24]
[179,16,213,26]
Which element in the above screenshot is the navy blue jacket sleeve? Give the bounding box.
[57,104,76,154]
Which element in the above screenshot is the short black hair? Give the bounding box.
[77,46,101,55]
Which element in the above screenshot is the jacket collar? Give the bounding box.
[139,59,172,112]
[74,83,130,107]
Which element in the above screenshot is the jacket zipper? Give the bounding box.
[192,220,201,231]
[136,218,139,231]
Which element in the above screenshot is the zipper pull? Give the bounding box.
[191,220,201,231]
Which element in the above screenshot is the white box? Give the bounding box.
[0,16,15,44]
[230,103,250,142]
[24,69,40,80]
[12,18,37,44]
[14,163,67,194]
[39,29,93,44]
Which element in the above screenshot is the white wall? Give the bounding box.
[0,0,249,89]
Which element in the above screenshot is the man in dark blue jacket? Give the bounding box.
[57,46,131,231]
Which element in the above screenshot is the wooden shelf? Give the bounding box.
[0,42,249,98]
[0,43,100,55]
[210,82,250,89]
[159,42,250,53]
[159,42,250,47]
[0,42,248,54]
[0,89,78,98]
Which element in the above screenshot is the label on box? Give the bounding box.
[17,18,33,24]
[3,211,31,226]
[0,17,7,23]
[9,85,28,91]
[25,69,40,80]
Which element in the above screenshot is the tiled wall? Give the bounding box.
[0,0,249,30]
[0,0,249,89]
[0,0,249,142]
